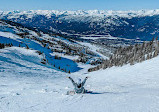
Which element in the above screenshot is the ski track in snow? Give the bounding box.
[0,47,159,112]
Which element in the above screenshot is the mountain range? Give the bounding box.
[1,9,159,41]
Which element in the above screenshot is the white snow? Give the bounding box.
[0,31,21,40]
[1,9,159,20]
[1,46,159,112]
[80,36,110,40]
[77,41,109,59]
[80,34,118,40]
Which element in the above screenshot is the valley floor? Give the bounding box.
[0,47,159,112]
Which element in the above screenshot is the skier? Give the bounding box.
[67,77,89,94]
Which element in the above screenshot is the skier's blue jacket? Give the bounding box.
[68,77,88,93]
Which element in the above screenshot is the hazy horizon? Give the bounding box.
[1,9,159,12]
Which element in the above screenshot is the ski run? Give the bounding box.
[0,46,159,112]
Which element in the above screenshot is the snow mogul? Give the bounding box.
[67,77,89,94]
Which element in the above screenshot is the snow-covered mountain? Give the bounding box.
[1,9,159,40]
[1,9,159,112]
[0,19,109,73]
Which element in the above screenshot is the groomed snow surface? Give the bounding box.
[0,47,159,112]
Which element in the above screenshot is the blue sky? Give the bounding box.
[0,0,159,11]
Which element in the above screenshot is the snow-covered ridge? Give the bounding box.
[0,9,159,19]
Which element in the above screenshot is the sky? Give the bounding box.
[0,0,159,11]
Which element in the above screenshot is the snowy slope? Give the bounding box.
[0,20,83,73]
[0,46,159,112]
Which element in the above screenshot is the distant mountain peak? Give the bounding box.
[1,9,159,18]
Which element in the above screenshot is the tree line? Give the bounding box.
[0,43,13,49]
[88,37,159,72]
